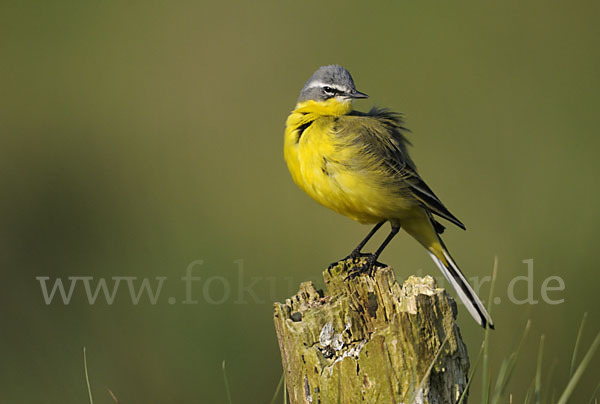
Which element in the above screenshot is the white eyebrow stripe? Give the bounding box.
[305,81,349,93]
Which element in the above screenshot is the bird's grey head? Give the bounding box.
[297,65,368,103]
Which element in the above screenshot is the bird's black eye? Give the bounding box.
[323,86,335,94]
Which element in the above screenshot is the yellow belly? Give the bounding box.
[284,111,417,224]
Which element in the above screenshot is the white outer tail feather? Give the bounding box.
[427,250,494,329]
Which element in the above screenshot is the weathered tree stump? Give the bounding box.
[273,258,470,404]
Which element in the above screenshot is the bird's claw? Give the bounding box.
[344,253,383,280]
[329,251,384,280]
[347,250,371,264]
[327,260,342,271]
[327,250,370,272]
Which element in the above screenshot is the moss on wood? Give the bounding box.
[273,258,470,404]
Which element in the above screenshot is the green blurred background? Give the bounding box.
[1,0,599,402]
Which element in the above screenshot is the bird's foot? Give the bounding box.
[327,250,369,271]
[327,250,373,271]
[327,259,343,271]
[344,254,383,280]
[347,249,372,264]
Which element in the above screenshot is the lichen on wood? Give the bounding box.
[273,258,470,404]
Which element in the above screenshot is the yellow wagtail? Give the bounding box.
[284,65,493,328]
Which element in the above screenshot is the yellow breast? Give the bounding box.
[284,99,410,224]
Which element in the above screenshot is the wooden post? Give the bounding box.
[273,258,470,404]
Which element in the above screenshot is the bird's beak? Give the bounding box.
[350,90,369,99]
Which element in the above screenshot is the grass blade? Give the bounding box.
[557,331,600,404]
[283,377,287,404]
[107,389,121,404]
[523,379,535,404]
[270,373,285,404]
[491,320,530,404]
[588,381,600,404]
[408,334,450,404]
[83,347,94,404]
[570,312,588,378]
[482,256,499,404]
[222,360,233,404]
[458,341,485,404]
[542,358,558,404]
[491,353,515,403]
[534,335,544,404]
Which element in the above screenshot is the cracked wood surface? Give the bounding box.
[273,258,470,404]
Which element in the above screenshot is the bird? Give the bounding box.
[283,65,494,329]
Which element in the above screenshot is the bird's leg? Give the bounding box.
[347,221,386,262]
[357,224,400,276]
[328,221,386,271]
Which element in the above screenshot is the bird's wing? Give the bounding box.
[336,108,466,230]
